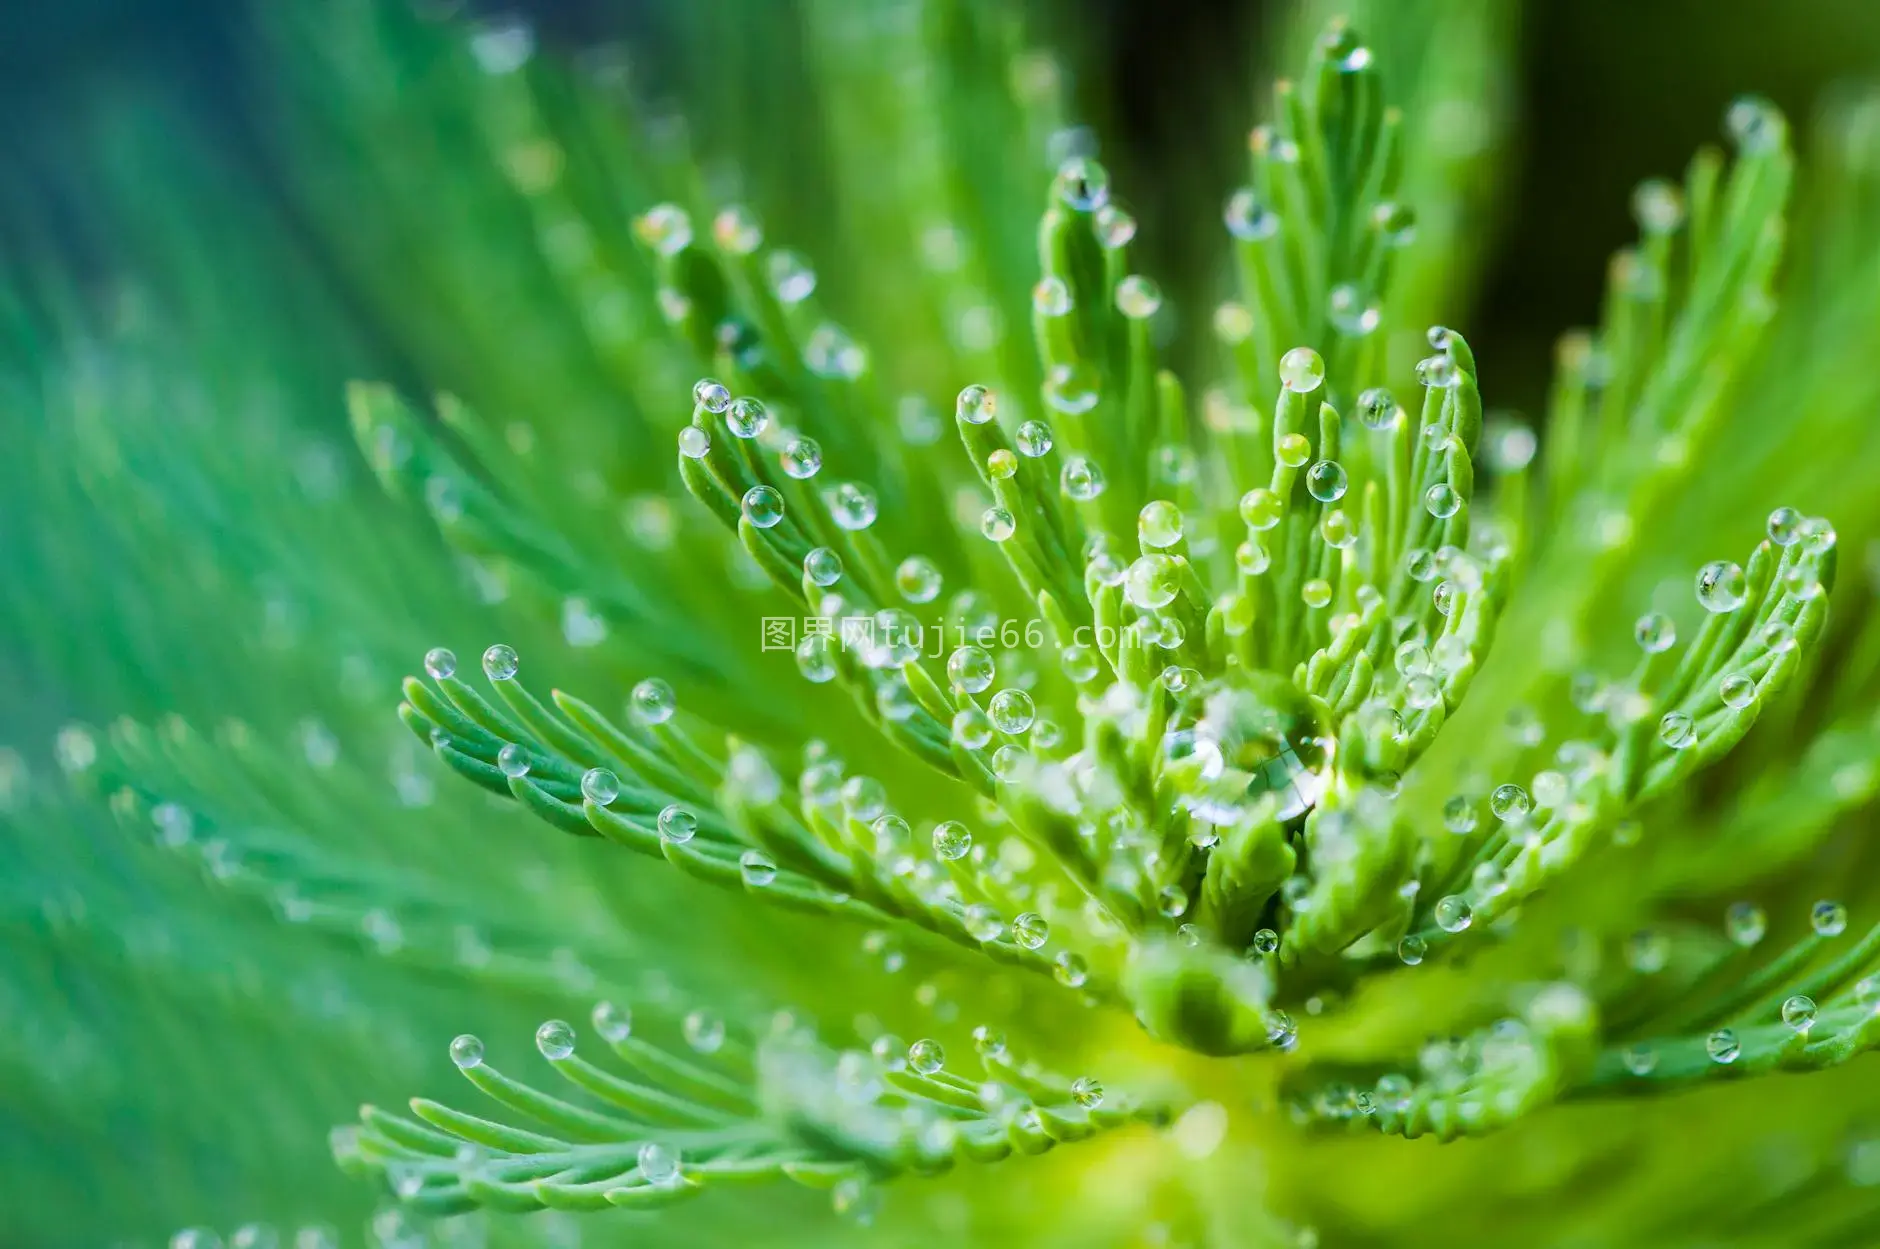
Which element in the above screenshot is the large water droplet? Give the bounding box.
[1125,555,1180,610]
[638,1141,682,1186]
[631,678,677,724]
[535,1019,576,1060]
[1695,560,1747,613]
[1279,347,1325,392]
[933,821,972,861]
[658,804,697,843]
[1812,900,1848,937]
[449,1034,484,1069]
[1115,275,1163,319]
[1658,712,1696,750]
[781,437,822,479]
[1490,784,1531,821]
[742,485,785,528]
[907,1037,946,1073]
[482,644,520,681]
[1054,157,1111,211]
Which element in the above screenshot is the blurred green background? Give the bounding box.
[9,0,1880,403]
[4,2,1880,1247]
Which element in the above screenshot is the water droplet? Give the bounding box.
[989,689,1037,734]
[658,804,697,843]
[720,396,767,440]
[1251,928,1280,956]
[1442,795,1478,834]
[1239,488,1283,531]
[1157,884,1189,919]
[692,378,731,413]
[1115,275,1163,319]
[1718,901,1766,948]
[1416,354,1458,389]
[963,903,1003,942]
[892,556,943,605]
[1423,483,1462,519]
[1766,506,1804,546]
[1276,433,1311,469]
[1040,365,1100,418]
[578,768,620,807]
[711,205,762,254]
[1395,934,1426,965]
[737,849,779,887]
[172,1229,225,1249]
[1068,1075,1104,1108]
[1302,579,1332,608]
[1705,1029,1741,1064]
[943,697,1007,752]
[830,481,879,530]
[592,1000,631,1042]
[1777,993,1818,1033]
[482,644,519,681]
[637,1141,681,1186]
[631,678,677,724]
[1812,900,1848,937]
[947,388,999,435]
[1658,711,1696,750]
[1054,156,1111,211]
[935,650,994,702]
[1329,283,1381,336]
[1631,179,1685,234]
[1719,672,1757,708]
[684,1010,725,1053]
[1725,95,1783,154]
[741,485,785,529]
[1095,204,1137,248]
[497,743,531,778]
[1306,461,1348,503]
[1125,555,1180,610]
[995,423,1050,465]
[1696,560,1747,613]
[449,1034,484,1069]
[1433,895,1473,933]
[1628,928,1669,973]
[802,547,844,589]
[635,203,692,256]
[908,1037,945,1074]
[1622,1043,1657,1076]
[1345,392,1395,438]
[678,425,711,458]
[535,1019,575,1060]
[780,436,823,479]
[1061,456,1107,500]
[424,647,457,680]
[1635,612,1677,653]
[933,821,972,861]
[1128,503,1183,553]
[1032,276,1072,317]
[1279,347,1325,392]
[1224,187,1279,240]
[1490,784,1531,821]
[768,250,817,303]
[1404,674,1442,711]
[980,507,1017,542]
[1054,951,1089,987]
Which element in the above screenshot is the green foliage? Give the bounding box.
[6,2,1880,1248]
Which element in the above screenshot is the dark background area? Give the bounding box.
[5,0,1879,399]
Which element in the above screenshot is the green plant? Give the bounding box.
[6,1,1880,1246]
